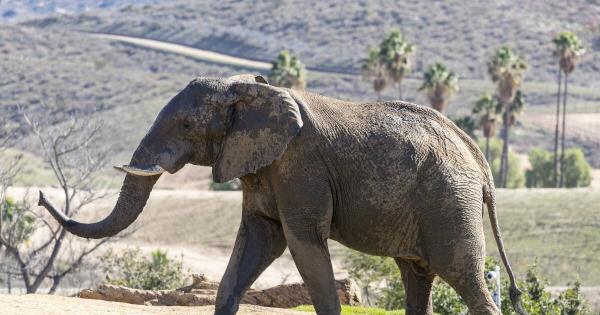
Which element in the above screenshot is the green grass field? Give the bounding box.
[486,188,600,286]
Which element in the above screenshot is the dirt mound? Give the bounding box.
[0,294,309,315]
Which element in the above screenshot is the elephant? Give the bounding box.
[39,74,526,315]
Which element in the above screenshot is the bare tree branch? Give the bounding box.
[0,105,118,293]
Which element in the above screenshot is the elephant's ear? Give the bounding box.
[212,82,303,183]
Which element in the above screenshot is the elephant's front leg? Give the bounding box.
[215,214,286,315]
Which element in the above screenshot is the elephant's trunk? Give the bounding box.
[38,173,160,239]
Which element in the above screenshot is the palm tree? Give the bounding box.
[487,46,527,188]
[361,48,388,101]
[552,32,585,187]
[269,50,308,89]
[419,62,459,114]
[452,115,478,140]
[472,93,501,162]
[378,30,415,99]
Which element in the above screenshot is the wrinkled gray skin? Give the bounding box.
[40,75,526,315]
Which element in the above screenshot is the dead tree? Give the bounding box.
[0,110,125,294]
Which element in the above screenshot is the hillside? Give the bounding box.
[1,23,599,168]
[18,1,600,109]
[0,24,241,162]
[20,0,600,83]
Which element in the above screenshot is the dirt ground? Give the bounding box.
[0,294,309,315]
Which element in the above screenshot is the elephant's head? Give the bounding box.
[39,75,303,239]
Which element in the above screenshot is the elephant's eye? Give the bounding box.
[182,122,192,130]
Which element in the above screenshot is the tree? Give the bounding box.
[552,32,585,187]
[0,110,121,294]
[379,30,415,99]
[487,46,527,188]
[361,48,388,101]
[269,50,308,89]
[472,93,501,162]
[419,62,459,114]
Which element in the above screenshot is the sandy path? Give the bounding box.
[0,294,309,315]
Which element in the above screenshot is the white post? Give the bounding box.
[494,265,501,310]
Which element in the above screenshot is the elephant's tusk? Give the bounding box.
[113,164,165,176]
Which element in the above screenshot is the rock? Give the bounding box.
[79,284,159,305]
[243,278,362,308]
[79,274,362,308]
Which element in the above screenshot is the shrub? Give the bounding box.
[477,138,524,188]
[452,115,478,140]
[210,178,242,191]
[346,252,590,314]
[345,251,405,308]
[526,147,591,188]
[562,148,592,188]
[1,196,35,246]
[525,148,554,188]
[101,248,186,290]
[554,281,588,315]
[432,280,466,315]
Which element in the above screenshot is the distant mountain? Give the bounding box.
[0,0,160,22]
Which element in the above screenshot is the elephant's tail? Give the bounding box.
[485,190,528,315]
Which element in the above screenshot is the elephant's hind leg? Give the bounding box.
[429,228,499,314]
[439,266,498,315]
[395,258,435,315]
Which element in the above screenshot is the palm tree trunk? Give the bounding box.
[553,67,562,187]
[398,83,403,100]
[499,110,510,188]
[559,74,568,187]
[377,90,381,102]
[485,136,490,163]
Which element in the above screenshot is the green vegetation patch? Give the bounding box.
[293,305,406,315]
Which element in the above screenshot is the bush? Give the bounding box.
[345,252,590,314]
[101,248,186,290]
[1,196,35,246]
[525,148,554,188]
[345,251,404,309]
[562,148,592,188]
[432,280,466,315]
[210,179,242,191]
[452,115,478,140]
[526,147,591,188]
[477,138,524,188]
